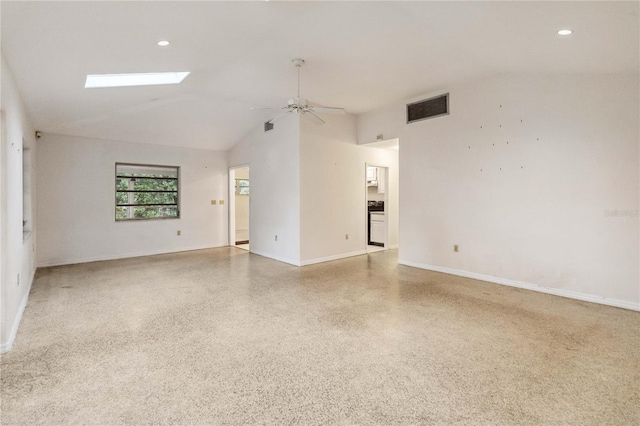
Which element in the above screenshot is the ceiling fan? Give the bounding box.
[252,58,346,125]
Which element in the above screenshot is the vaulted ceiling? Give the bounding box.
[2,1,638,150]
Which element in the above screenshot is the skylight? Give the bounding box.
[85,72,190,88]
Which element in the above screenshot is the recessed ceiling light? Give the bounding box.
[557,29,573,36]
[157,40,170,47]
[85,72,190,88]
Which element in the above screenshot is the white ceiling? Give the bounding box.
[2,1,638,151]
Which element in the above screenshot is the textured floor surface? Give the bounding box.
[1,248,639,425]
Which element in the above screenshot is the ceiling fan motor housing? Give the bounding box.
[288,97,308,108]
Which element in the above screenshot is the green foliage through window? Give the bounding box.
[235,179,250,195]
[116,163,179,220]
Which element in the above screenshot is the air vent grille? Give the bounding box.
[407,93,449,123]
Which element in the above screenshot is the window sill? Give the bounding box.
[115,217,181,222]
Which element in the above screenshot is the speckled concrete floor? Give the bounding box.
[1,248,639,425]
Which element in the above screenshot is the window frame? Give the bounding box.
[235,179,250,195]
[115,162,180,221]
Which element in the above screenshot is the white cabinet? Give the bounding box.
[367,166,386,194]
[377,168,386,194]
[370,212,385,245]
[366,167,377,186]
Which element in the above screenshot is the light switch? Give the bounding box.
[211,200,216,205]
[219,200,225,205]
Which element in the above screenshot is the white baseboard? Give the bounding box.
[0,268,35,354]
[300,250,367,266]
[248,249,370,267]
[399,260,640,312]
[250,250,300,267]
[36,243,228,268]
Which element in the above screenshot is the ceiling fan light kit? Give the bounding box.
[252,58,346,126]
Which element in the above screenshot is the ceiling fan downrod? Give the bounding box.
[292,58,305,99]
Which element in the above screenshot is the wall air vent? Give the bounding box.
[264,121,274,132]
[407,93,449,124]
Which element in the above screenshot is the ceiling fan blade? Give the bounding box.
[269,111,292,124]
[310,106,346,115]
[304,111,325,125]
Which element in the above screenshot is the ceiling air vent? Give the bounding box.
[407,93,449,124]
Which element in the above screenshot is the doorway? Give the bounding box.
[229,166,250,251]
[366,164,389,253]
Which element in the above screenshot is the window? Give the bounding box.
[115,163,179,221]
[235,179,250,195]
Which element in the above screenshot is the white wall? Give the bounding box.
[234,195,249,235]
[1,54,37,353]
[235,167,249,180]
[359,73,639,310]
[357,102,405,146]
[368,185,385,202]
[300,114,399,264]
[228,117,301,265]
[37,134,229,266]
[228,114,400,266]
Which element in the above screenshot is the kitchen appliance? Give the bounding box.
[368,201,384,212]
[368,201,385,246]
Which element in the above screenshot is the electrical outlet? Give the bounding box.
[177,230,181,236]
[345,234,349,240]
[454,245,459,252]
[275,235,278,241]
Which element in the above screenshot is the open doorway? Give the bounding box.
[363,137,399,254]
[229,166,250,251]
[366,164,389,253]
